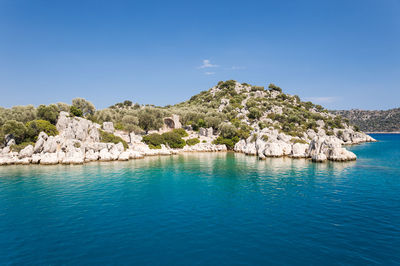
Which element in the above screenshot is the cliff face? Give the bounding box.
[332,108,400,132]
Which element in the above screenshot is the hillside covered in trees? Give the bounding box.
[0,80,375,155]
[332,108,400,132]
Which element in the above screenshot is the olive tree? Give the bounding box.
[1,120,27,144]
[138,108,164,133]
[37,104,59,125]
[72,98,96,116]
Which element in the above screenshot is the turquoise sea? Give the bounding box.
[0,134,399,265]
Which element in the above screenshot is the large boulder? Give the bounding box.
[18,145,34,159]
[85,150,99,162]
[99,148,113,161]
[102,122,114,133]
[129,132,142,144]
[57,112,100,142]
[40,153,59,165]
[308,136,356,162]
[62,149,84,164]
[291,143,308,158]
[34,132,49,153]
[42,136,58,154]
[118,151,130,161]
[6,139,16,147]
[263,141,291,157]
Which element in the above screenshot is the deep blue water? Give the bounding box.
[0,134,399,265]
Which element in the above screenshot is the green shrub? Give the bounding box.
[268,83,282,92]
[262,135,269,142]
[326,130,334,136]
[219,123,237,139]
[99,130,128,149]
[73,142,81,148]
[142,133,164,149]
[161,132,186,149]
[248,107,262,120]
[70,106,83,117]
[0,130,5,146]
[212,136,239,150]
[291,138,308,144]
[114,122,124,130]
[25,120,58,141]
[172,128,188,137]
[186,138,200,146]
[37,104,59,124]
[10,141,34,152]
[2,120,27,144]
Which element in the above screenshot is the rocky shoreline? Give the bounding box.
[0,111,376,166]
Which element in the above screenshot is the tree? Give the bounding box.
[72,98,95,116]
[138,108,164,133]
[2,120,27,144]
[219,123,237,139]
[70,106,83,117]
[57,102,70,112]
[268,83,282,92]
[123,100,133,106]
[121,115,139,132]
[25,120,58,141]
[248,107,262,119]
[205,116,222,129]
[37,104,59,124]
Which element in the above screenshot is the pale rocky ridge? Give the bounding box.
[0,81,377,165]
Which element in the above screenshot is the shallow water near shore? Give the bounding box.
[0,134,399,265]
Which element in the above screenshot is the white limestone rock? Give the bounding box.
[62,149,84,164]
[118,151,130,161]
[43,136,58,153]
[291,143,308,158]
[85,150,99,162]
[99,148,113,161]
[312,153,327,162]
[34,132,48,153]
[103,122,114,133]
[18,145,34,159]
[40,153,59,165]
[6,139,16,147]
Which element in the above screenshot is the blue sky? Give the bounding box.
[0,0,399,110]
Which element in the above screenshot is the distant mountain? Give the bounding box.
[332,108,400,132]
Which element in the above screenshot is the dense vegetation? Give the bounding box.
[1,80,364,150]
[332,108,400,132]
[142,129,187,149]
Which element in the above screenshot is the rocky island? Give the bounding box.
[0,81,376,166]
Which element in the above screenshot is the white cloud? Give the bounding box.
[304,97,337,103]
[204,72,215,75]
[199,59,218,69]
[230,66,246,70]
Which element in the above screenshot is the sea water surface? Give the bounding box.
[0,134,399,265]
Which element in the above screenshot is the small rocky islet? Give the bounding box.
[0,80,376,166]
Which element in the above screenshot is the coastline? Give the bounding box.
[366,132,400,134]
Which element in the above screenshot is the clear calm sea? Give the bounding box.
[0,134,399,265]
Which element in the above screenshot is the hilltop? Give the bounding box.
[332,108,400,133]
[0,80,375,165]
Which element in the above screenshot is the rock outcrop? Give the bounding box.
[234,127,365,162]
